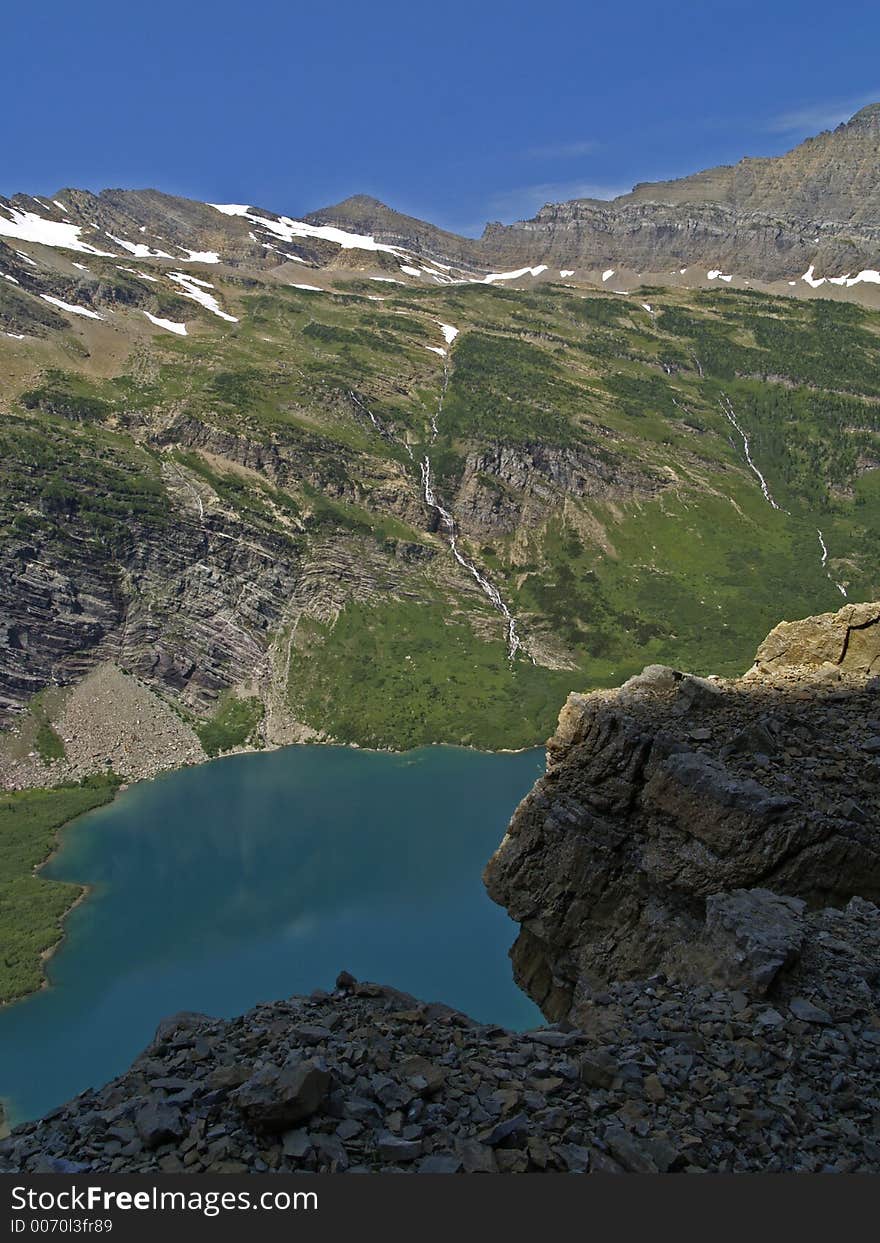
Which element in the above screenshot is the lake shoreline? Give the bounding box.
[0,744,544,1125]
[3,736,547,1010]
[0,656,570,798]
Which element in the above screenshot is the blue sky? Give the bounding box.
[6,0,878,235]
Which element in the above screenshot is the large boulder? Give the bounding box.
[753,601,880,676]
[234,1058,331,1133]
[703,889,806,993]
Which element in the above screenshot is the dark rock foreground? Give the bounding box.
[2,903,880,1177]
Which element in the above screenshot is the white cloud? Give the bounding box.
[485,180,628,222]
[764,93,878,134]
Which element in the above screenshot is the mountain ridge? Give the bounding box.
[310,105,880,281]
[1,105,879,785]
[3,102,878,288]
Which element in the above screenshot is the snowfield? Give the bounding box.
[802,264,880,289]
[0,207,115,256]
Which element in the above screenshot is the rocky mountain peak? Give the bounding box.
[845,101,880,128]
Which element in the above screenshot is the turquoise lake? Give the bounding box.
[0,745,544,1125]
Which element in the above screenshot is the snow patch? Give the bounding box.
[119,266,159,282]
[0,207,114,256]
[425,345,447,356]
[106,233,175,259]
[708,269,733,282]
[438,322,459,344]
[176,272,213,288]
[177,248,220,264]
[210,203,404,255]
[846,269,880,286]
[168,272,238,322]
[602,269,615,281]
[290,283,324,291]
[481,264,548,284]
[720,394,780,511]
[817,528,848,597]
[559,269,574,278]
[2,271,20,284]
[420,267,452,282]
[262,243,307,264]
[143,311,187,335]
[399,265,421,276]
[40,294,104,320]
[801,264,880,289]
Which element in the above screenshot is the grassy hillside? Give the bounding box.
[0,778,119,1003]
[1,264,878,752]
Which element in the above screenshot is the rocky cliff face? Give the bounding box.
[485,602,880,1022]
[479,106,880,280]
[623,104,880,225]
[482,199,880,283]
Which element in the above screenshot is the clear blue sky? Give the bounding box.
[6,0,879,235]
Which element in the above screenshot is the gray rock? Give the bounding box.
[377,1132,422,1162]
[134,1099,185,1149]
[677,674,723,710]
[456,1139,498,1174]
[292,1025,332,1046]
[705,889,806,994]
[281,1129,313,1158]
[578,1049,618,1089]
[789,997,833,1025]
[234,1059,330,1133]
[603,1126,659,1173]
[480,1113,528,1147]
[153,1012,213,1044]
[525,1029,580,1049]
[556,1143,591,1172]
[419,1153,463,1174]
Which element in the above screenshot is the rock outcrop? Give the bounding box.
[484,602,880,1021]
